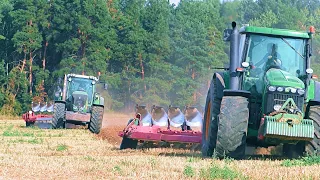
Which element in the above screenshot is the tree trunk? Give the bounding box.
[192,67,196,103]
[138,53,146,91]
[81,36,87,75]
[29,51,33,95]
[21,49,27,73]
[43,41,48,70]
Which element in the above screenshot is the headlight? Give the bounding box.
[273,104,281,111]
[268,86,276,92]
[290,88,297,93]
[297,89,305,95]
[277,87,284,92]
[285,87,291,93]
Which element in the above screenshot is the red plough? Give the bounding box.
[119,125,202,143]
[22,102,53,128]
[119,105,203,149]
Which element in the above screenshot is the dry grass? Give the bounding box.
[0,120,319,179]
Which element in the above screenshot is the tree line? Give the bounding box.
[0,0,319,115]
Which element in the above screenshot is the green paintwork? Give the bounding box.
[260,98,314,144]
[223,71,230,89]
[93,96,100,105]
[307,79,315,101]
[263,116,314,140]
[241,26,311,39]
[247,128,258,137]
[93,94,104,106]
[265,69,305,89]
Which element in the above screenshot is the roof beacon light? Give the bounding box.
[310,26,315,34]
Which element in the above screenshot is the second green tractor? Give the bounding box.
[52,74,104,134]
[202,22,320,159]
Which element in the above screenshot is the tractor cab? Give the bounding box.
[234,25,314,122]
[66,75,97,113]
[239,30,309,115]
[52,73,104,134]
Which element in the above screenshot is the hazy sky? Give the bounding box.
[169,0,180,5]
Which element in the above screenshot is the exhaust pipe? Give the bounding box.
[229,21,240,90]
[62,74,67,101]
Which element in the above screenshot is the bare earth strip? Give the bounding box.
[0,116,318,179]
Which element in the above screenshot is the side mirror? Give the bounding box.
[104,83,108,90]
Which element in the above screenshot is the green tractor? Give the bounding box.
[52,74,105,134]
[202,22,320,159]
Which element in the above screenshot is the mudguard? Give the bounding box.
[308,80,320,105]
[223,90,251,98]
[54,100,66,104]
[93,96,104,107]
[213,72,226,99]
[312,80,320,102]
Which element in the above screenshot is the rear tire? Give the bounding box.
[215,96,249,159]
[202,79,221,157]
[89,106,104,134]
[305,106,320,155]
[51,103,66,129]
[120,119,138,150]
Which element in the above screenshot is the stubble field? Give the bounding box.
[0,113,319,179]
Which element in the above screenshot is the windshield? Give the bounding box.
[246,34,306,77]
[67,78,94,103]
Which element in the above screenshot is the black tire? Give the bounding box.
[283,142,304,159]
[201,79,221,157]
[305,106,320,155]
[89,106,104,134]
[51,103,66,129]
[215,96,249,159]
[120,119,138,150]
[26,121,35,127]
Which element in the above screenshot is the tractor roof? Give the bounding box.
[67,74,98,81]
[240,26,310,39]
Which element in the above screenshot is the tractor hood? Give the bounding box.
[265,68,305,89]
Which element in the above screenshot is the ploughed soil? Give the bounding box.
[97,112,132,146]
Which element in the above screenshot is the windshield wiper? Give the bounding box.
[281,37,304,59]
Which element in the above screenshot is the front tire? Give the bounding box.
[201,79,221,157]
[51,103,66,129]
[89,106,104,134]
[215,96,249,159]
[305,106,320,155]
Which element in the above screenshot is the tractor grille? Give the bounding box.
[265,93,304,114]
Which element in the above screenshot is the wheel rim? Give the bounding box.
[205,100,211,140]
